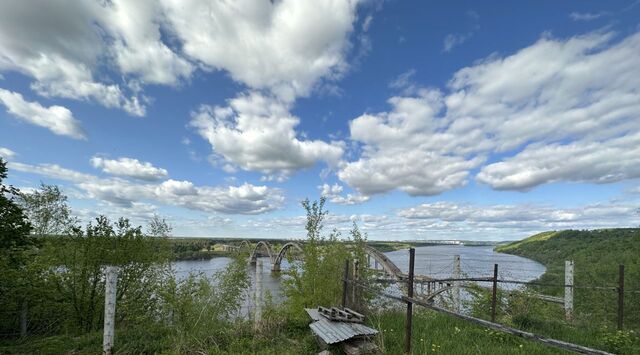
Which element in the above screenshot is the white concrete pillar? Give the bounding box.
[565,260,574,321]
[103,266,118,355]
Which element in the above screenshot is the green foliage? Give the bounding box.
[18,184,77,237]
[0,157,32,257]
[0,158,33,337]
[497,228,640,329]
[37,216,172,333]
[464,284,505,321]
[1,183,77,337]
[599,329,638,354]
[171,238,224,260]
[0,321,319,355]
[146,213,172,237]
[159,256,250,353]
[282,197,370,320]
[495,231,558,253]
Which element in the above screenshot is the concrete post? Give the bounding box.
[254,260,263,329]
[564,260,574,322]
[453,255,461,313]
[103,266,118,355]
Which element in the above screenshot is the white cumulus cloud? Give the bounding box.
[0,0,157,115]
[319,183,369,205]
[161,0,361,101]
[0,0,366,114]
[340,31,640,196]
[0,88,85,139]
[190,92,344,178]
[90,156,169,181]
[477,133,640,190]
[100,0,194,86]
[0,147,16,160]
[9,161,283,215]
[339,89,483,196]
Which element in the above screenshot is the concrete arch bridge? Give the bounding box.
[246,241,305,272]
[232,241,461,303]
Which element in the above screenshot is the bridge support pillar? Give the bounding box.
[249,258,257,266]
[271,262,280,272]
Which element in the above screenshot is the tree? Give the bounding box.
[19,184,77,237]
[0,158,32,254]
[0,158,33,337]
[283,197,366,320]
[147,213,173,237]
[44,216,172,332]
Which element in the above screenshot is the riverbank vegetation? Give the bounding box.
[495,228,640,353]
[497,229,640,327]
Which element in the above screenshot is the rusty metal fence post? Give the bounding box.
[491,263,498,323]
[353,259,360,308]
[618,264,625,330]
[342,260,349,308]
[404,248,415,354]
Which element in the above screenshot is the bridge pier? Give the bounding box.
[271,262,281,272]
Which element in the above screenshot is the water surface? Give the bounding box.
[173,245,546,314]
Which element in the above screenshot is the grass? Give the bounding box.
[0,321,318,354]
[2,301,638,354]
[369,309,561,354]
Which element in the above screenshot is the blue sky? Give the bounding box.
[1,0,639,241]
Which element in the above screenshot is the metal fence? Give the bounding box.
[341,248,636,355]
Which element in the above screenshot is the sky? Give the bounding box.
[1,0,639,241]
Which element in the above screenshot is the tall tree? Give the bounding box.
[0,158,33,337]
[46,216,172,332]
[0,157,32,258]
[147,213,173,237]
[19,184,76,237]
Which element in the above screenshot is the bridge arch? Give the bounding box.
[239,240,251,250]
[272,242,304,272]
[364,246,403,278]
[250,241,274,265]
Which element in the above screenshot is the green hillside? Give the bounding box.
[496,228,640,329]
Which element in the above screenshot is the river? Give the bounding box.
[173,245,545,314]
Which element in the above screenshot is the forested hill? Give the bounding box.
[495,228,640,267]
[496,228,640,328]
